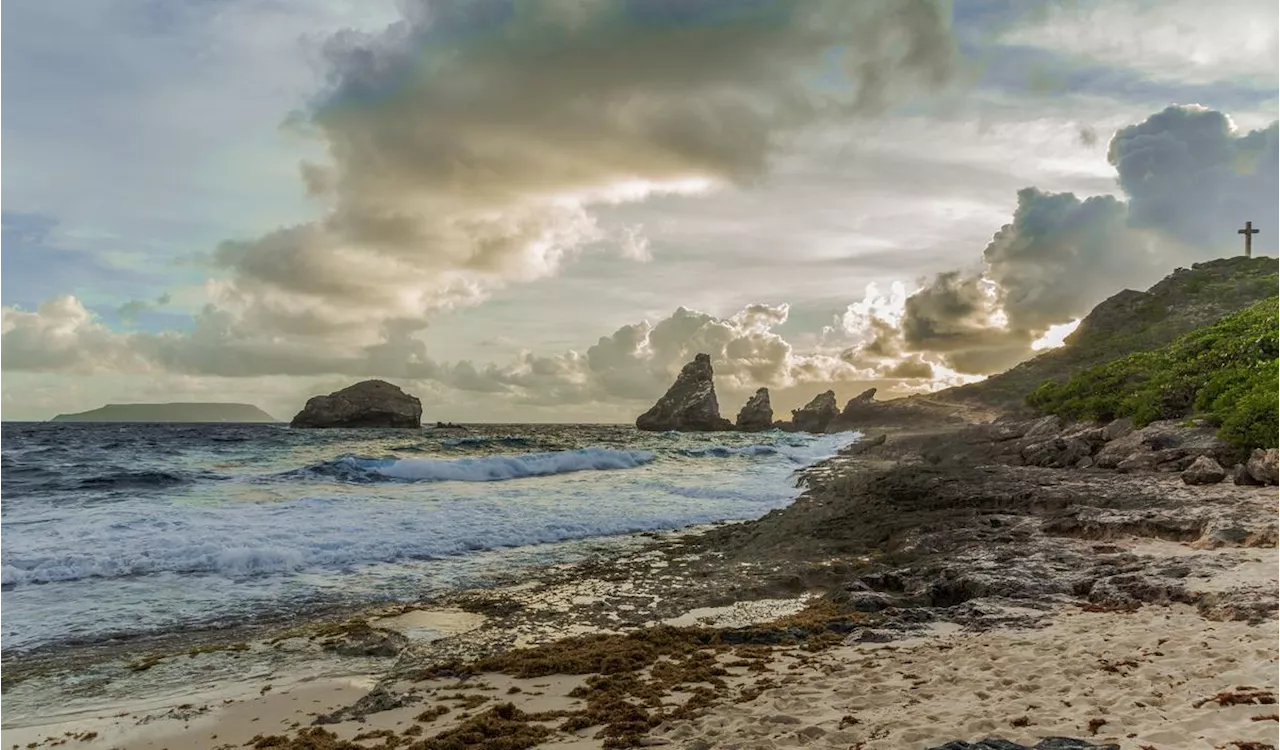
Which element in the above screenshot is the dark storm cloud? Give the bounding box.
[201,0,958,351]
[1109,105,1279,254]
[887,105,1278,375]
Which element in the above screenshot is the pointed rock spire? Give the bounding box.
[735,387,773,432]
[636,354,733,432]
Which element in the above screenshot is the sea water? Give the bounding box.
[0,423,856,654]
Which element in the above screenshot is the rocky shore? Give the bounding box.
[6,413,1275,750]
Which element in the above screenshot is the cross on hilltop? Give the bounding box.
[1238,221,1259,258]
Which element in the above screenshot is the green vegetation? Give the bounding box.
[1027,297,1278,449]
[942,256,1279,410]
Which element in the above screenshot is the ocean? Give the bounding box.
[0,423,857,656]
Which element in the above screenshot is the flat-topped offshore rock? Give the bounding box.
[636,354,732,432]
[291,380,422,429]
[51,403,276,423]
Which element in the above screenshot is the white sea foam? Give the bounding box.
[370,447,657,481]
[1,429,858,650]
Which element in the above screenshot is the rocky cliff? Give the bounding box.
[937,256,1279,411]
[636,354,733,432]
[291,380,423,429]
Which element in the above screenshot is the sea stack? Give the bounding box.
[790,390,839,433]
[636,353,733,432]
[735,388,773,432]
[290,380,422,429]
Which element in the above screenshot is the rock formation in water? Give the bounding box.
[51,403,276,423]
[790,390,839,433]
[636,354,733,432]
[735,388,773,432]
[290,380,422,429]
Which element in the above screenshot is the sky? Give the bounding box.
[2,0,1278,423]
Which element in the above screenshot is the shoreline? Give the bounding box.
[2,425,860,662]
[4,419,1277,749]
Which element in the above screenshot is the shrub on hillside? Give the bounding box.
[1027,298,1278,449]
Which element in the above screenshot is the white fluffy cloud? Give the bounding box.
[4,0,1278,426]
[834,105,1279,375]
[2,288,981,423]
[7,104,1275,419]
[999,0,1279,87]
[198,0,957,362]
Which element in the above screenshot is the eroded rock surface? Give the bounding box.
[735,388,773,432]
[1091,419,1229,471]
[1247,448,1279,485]
[1181,455,1226,485]
[790,390,839,433]
[636,354,732,432]
[291,380,422,428]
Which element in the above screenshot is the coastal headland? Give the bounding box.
[3,258,1277,749]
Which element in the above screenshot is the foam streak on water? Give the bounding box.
[0,423,856,652]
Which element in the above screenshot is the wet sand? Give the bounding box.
[4,427,1277,750]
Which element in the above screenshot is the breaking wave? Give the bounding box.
[441,435,536,449]
[76,470,194,489]
[290,447,657,483]
[677,444,779,458]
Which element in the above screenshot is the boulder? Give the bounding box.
[1022,414,1064,439]
[1232,463,1265,486]
[1094,419,1227,471]
[1021,437,1093,468]
[735,388,773,432]
[1117,447,1197,473]
[1246,448,1279,485]
[1102,417,1135,442]
[1094,431,1142,469]
[985,420,1029,442]
[1062,425,1108,452]
[1181,456,1226,485]
[791,390,839,433]
[636,354,733,432]
[291,380,422,428]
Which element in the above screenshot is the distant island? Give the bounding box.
[51,403,277,423]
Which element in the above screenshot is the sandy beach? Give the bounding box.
[5,554,1275,750]
[5,420,1277,750]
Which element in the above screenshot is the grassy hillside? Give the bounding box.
[1026,297,1278,449]
[937,256,1280,410]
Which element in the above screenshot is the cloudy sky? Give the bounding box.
[3,0,1277,422]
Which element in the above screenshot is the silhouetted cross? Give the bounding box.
[1238,221,1259,258]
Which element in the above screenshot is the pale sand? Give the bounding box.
[9,604,1274,750]
[5,547,1275,750]
[372,607,486,641]
[655,606,1278,749]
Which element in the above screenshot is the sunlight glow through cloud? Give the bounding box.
[1031,318,1082,351]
